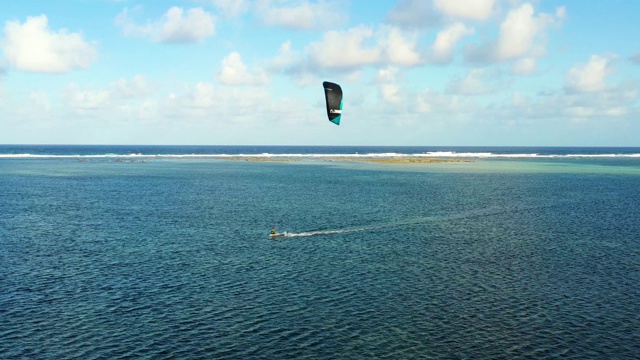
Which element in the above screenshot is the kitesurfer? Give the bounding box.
[271,227,277,235]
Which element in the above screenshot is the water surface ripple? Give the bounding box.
[2,158,640,359]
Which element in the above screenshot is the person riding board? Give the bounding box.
[271,227,276,235]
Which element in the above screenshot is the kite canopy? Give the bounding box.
[322,81,343,125]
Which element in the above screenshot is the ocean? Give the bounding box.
[2,145,640,359]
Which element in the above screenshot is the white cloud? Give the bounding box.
[161,7,215,42]
[465,3,564,64]
[494,77,638,125]
[447,68,503,95]
[64,75,152,112]
[217,52,268,86]
[565,55,613,93]
[256,0,347,31]
[380,84,402,104]
[411,87,477,114]
[563,107,592,118]
[495,3,539,59]
[433,0,496,21]
[512,91,529,108]
[307,26,381,69]
[266,40,300,72]
[65,84,111,110]
[564,102,628,119]
[114,7,150,37]
[115,7,215,43]
[431,22,475,63]
[210,0,251,17]
[379,27,422,66]
[513,58,536,75]
[375,67,399,84]
[386,0,439,29]
[110,75,150,99]
[630,53,640,65]
[303,25,423,71]
[188,82,216,108]
[0,68,5,99]
[29,91,52,112]
[602,107,628,117]
[374,67,403,104]
[162,81,293,125]
[555,6,567,22]
[2,15,97,73]
[155,83,218,119]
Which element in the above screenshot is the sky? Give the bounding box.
[1,0,639,146]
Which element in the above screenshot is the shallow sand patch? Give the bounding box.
[227,157,298,162]
[347,157,470,164]
[226,156,471,164]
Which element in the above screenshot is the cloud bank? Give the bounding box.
[115,7,216,43]
[2,15,97,73]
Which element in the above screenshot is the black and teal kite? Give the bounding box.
[322,81,343,125]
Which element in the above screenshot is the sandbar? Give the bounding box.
[227,156,470,164]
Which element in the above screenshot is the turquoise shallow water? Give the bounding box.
[2,155,640,359]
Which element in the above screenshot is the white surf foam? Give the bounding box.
[3,152,640,160]
[281,225,383,238]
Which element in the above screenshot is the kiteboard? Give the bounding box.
[269,232,287,239]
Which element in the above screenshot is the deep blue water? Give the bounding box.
[2,147,640,359]
[2,144,640,157]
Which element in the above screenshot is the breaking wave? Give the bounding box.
[3,151,640,159]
